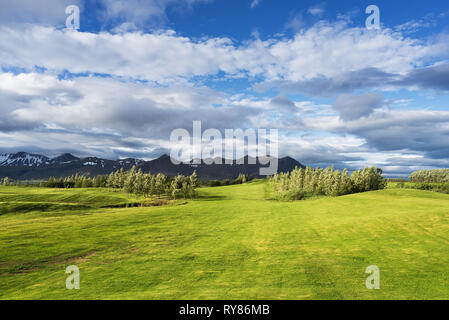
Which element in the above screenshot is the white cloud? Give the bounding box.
[0,26,238,82]
[304,108,449,160]
[0,21,446,85]
[307,4,325,17]
[0,71,262,154]
[333,92,386,121]
[285,12,304,31]
[262,21,445,82]
[250,0,261,9]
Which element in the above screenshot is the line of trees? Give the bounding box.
[205,173,250,187]
[1,177,35,186]
[269,166,386,200]
[117,167,199,200]
[112,167,199,199]
[41,174,108,188]
[39,166,199,200]
[409,169,449,183]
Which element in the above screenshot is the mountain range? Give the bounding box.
[0,152,304,180]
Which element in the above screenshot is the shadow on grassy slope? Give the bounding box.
[0,202,93,216]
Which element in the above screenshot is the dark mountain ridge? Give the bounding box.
[0,152,304,180]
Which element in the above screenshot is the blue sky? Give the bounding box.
[75,0,449,37]
[0,0,449,176]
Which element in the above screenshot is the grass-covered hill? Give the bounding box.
[1,181,449,299]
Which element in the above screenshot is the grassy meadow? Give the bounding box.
[1,181,449,299]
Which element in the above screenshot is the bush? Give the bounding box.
[409,169,449,183]
[209,180,221,187]
[282,190,306,201]
[398,181,449,194]
[396,181,405,188]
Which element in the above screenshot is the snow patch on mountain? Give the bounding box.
[0,152,49,167]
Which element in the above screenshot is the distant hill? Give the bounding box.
[0,152,304,180]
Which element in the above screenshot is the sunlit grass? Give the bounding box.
[1,182,449,299]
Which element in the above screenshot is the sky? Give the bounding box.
[0,0,449,177]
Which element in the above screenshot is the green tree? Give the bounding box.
[134,169,145,200]
[170,175,182,199]
[189,171,199,199]
[155,173,167,198]
[2,177,10,186]
[124,166,137,196]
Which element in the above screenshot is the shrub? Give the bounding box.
[209,180,221,187]
[409,169,449,183]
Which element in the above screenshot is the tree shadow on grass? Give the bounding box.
[194,194,228,201]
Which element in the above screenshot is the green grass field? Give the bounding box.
[1,181,449,300]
